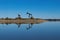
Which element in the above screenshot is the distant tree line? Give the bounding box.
[44,19,60,21]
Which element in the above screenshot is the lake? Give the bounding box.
[0,22,60,40]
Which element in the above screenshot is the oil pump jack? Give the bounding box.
[26,12,34,30]
[26,12,34,19]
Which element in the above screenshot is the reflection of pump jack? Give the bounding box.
[26,23,33,30]
[16,23,33,30]
[16,24,21,28]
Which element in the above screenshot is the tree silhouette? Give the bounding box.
[18,14,21,19]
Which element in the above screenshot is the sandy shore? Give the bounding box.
[0,18,47,24]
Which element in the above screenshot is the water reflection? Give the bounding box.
[0,21,44,30]
[26,23,33,30]
[0,20,60,30]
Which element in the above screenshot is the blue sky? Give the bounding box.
[0,0,60,19]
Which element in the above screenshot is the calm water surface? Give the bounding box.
[0,22,60,40]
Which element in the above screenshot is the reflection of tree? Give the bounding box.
[6,23,8,25]
[17,24,21,28]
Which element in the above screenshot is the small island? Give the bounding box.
[0,13,46,24]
